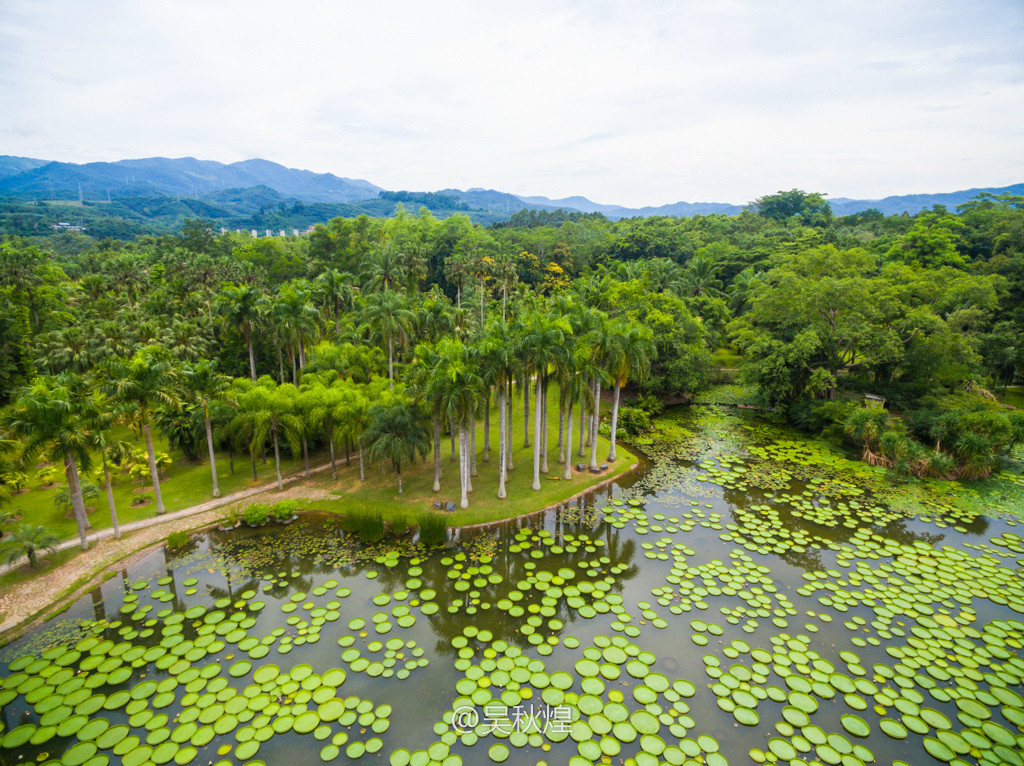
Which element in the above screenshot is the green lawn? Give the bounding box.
[6,428,328,542]
[998,386,1024,410]
[711,347,743,368]
[5,390,637,542]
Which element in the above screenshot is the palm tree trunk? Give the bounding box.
[450,416,457,461]
[458,425,469,508]
[470,411,477,477]
[506,382,514,472]
[396,463,403,494]
[589,377,601,470]
[273,432,283,490]
[609,381,621,462]
[532,375,543,490]
[302,438,310,477]
[205,412,220,497]
[523,378,531,447]
[578,390,587,457]
[564,390,574,480]
[102,452,120,538]
[250,452,257,481]
[557,393,565,464]
[143,421,165,514]
[278,348,286,383]
[541,378,549,474]
[432,415,442,492]
[483,391,490,463]
[290,349,298,385]
[245,326,257,382]
[498,387,507,499]
[298,338,306,369]
[358,445,366,481]
[65,456,89,550]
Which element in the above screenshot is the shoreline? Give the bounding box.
[0,450,643,644]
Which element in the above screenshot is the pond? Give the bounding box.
[2,405,1023,766]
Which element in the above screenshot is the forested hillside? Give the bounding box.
[2,189,1022,540]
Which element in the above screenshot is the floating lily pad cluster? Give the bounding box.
[2,402,1023,766]
[436,626,717,766]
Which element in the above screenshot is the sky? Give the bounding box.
[1,0,1022,208]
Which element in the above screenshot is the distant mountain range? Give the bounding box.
[0,155,1020,231]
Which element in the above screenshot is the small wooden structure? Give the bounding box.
[864,394,886,409]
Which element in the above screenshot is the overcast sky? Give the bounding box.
[1,0,1022,207]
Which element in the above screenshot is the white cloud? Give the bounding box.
[1,0,1022,207]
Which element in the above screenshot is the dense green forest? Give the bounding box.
[2,190,1023,548]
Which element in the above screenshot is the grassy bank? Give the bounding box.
[4,387,637,544]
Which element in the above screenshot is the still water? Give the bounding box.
[2,406,1023,766]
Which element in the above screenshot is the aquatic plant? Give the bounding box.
[243,503,269,526]
[416,513,447,546]
[342,508,385,543]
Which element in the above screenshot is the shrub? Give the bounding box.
[616,406,652,436]
[634,394,664,417]
[271,500,297,521]
[342,510,385,543]
[416,513,447,547]
[167,531,189,550]
[54,480,99,511]
[243,504,270,526]
[1,469,28,491]
[35,465,58,486]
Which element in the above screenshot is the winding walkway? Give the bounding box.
[0,461,333,637]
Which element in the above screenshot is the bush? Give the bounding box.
[342,510,385,543]
[167,531,189,550]
[416,513,447,547]
[243,503,270,526]
[634,394,664,417]
[35,465,58,486]
[1,469,28,491]
[55,480,99,511]
[271,500,297,521]
[616,406,653,436]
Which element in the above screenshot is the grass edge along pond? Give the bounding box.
[0,403,638,636]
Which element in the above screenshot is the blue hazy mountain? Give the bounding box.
[0,156,380,203]
[0,155,1019,222]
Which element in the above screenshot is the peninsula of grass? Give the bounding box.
[3,386,640,550]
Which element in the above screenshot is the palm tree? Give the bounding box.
[1,523,60,568]
[605,320,655,462]
[407,342,445,492]
[2,374,93,549]
[82,390,129,539]
[727,267,763,316]
[102,346,181,514]
[517,311,571,490]
[184,360,235,497]
[362,243,408,294]
[432,338,484,508]
[273,281,322,374]
[480,319,517,498]
[363,290,416,390]
[231,378,304,490]
[313,269,359,338]
[217,284,265,381]
[679,255,724,298]
[361,397,430,493]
